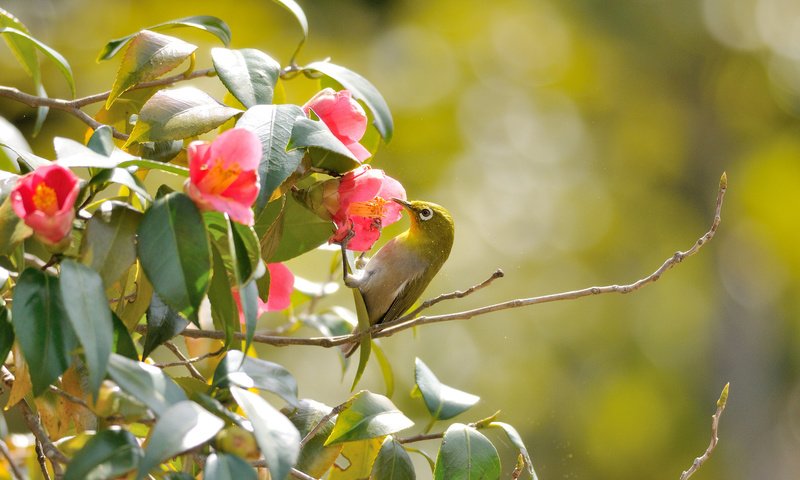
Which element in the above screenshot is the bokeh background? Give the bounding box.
[2,0,799,478]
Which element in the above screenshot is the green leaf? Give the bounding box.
[415,358,479,421]
[112,313,138,360]
[106,30,197,108]
[254,195,286,262]
[212,48,281,107]
[373,341,394,398]
[350,288,372,392]
[269,192,332,262]
[137,192,211,323]
[98,16,231,61]
[289,117,361,173]
[214,350,298,406]
[117,158,189,177]
[125,87,242,146]
[137,401,224,480]
[207,245,238,347]
[0,306,13,364]
[106,353,187,416]
[205,453,257,480]
[326,391,414,445]
[87,168,152,203]
[305,61,393,142]
[79,202,142,287]
[0,114,28,172]
[236,104,305,210]
[272,0,308,39]
[64,428,142,480]
[230,386,301,480]
[87,125,115,156]
[59,260,114,396]
[11,268,76,396]
[141,292,189,359]
[0,141,48,171]
[287,399,343,477]
[0,193,31,255]
[0,9,38,79]
[372,436,415,480]
[53,137,120,169]
[0,26,75,96]
[489,422,538,480]
[433,424,501,480]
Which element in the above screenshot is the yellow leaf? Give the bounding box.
[6,344,31,409]
[327,437,383,480]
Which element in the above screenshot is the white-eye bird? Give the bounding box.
[342,199,455,356]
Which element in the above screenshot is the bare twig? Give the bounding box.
[162,341,206,382]
[34,442,51,480]
[289,467,319,480]
[152,346,225,369]
[166,173,728,350]
[300,402,347,448]
[48,385,91,410]
[0,438,26,480]
[397,268,505,321]
[679,383,730,480]
[0,67,215,140]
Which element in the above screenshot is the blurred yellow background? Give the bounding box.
[2,0,798,478]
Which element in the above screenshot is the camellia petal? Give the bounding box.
[304,88,371,162]
[185,127,261,226]
[10,163,80,245]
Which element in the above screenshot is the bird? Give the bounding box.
[342,198,455,357]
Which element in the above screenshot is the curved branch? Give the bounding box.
[679,383,730,479]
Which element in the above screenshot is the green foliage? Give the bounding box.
[414,357,479,422]
[433,424,501,480]
[326,391,414,445]
[63,429,142,480]
[212,48,281,107]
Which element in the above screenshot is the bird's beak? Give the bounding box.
[391,197,412,210]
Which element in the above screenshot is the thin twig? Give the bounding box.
[152,346,225,369]
[162,341,206,382]
[679,383,730,480]
[49,385,91,410]
[300,402,347,447]
[0,438,26,480]
[34,442,51,480]
[166,173,728,349]
[398,268,505,321]
[289,467,319,480]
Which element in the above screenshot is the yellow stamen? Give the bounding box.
[197,158,241,194]
[33,183,58,215]
[347,197,389,218]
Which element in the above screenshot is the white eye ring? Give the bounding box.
[419,208,433,221]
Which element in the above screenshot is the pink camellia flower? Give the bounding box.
[10,163,80,245]
[303,88,371,162]
[325,165,406,251]
[234,263,295,323]
[185,128,261,226]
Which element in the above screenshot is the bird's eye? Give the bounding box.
[419,208,434,221]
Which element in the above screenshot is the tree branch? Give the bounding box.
[162,341,206,382]
[0,438,26,480]
[168,172,728,350]
[679,383,730,480]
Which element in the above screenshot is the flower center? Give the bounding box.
[347,196,389,219]
[33,183,58,215]
[198,158,242,195]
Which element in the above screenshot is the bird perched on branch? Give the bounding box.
[341,198,455,357]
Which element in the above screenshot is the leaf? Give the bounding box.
[0,9,38,79]
[287,399,343,477]
[106,353,187,416]
[87,168,152,204]
[326,391,414,445]
[373,341,395,398]
[433,424,501,480]
[6,344,31,407]
[214,350,298,406]
[137,401,224,480]
[230,386,301,480]
[125,87,242,146]
[212,48,281,107]
[11,268,77,396]
[207,245,238,347]
[254,194,286,261]
[117,158,190,177]
[205,453,257,480]
[59,260,114,396]
[0,26,75,96]
[489,422,538,480]
[79,202,142,287]
[269,192,333,262]
[137,192,211,323]
[0,193,31,255]
[272,0,308,39]
[372,436,415,480]
[112,313,139,360]
[53,137,121,169]
[305,61,392,142]
[0,306,13,365]
[327,437,383,480]
[141,292,189,359]
[350,288,372,392]
[87,125,115,156]
[290,118,362,174]
[64,428,142,480]
[0,114,28,172]
[98,16,231,61]
[236,104,305,210]
[106,30,197,108]
[415,358,480,421]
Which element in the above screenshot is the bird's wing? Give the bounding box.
[378,272,432,325]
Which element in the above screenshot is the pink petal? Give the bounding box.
[220,170,259,205]
[188,141,213,184]
[344,140,372,162]
[209,128,262,172]
[265,263,294,311]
